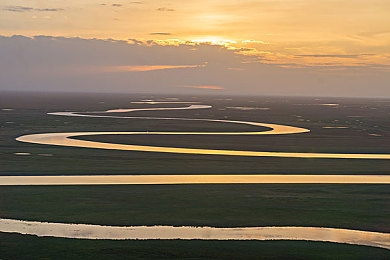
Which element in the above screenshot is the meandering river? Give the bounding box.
[15,104,390,159]
[5,102,389,248]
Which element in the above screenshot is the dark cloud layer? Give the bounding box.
[156,7,175,12]
[3,6,64,12]
[149,32,173,35]
[0,35,388,97]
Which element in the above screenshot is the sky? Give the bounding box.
[0,0,390,97]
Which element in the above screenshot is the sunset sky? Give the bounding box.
[1,0,390,96]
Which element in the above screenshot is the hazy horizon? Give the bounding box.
[2,87,390,100]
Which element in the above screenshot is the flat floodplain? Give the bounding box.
[0,184,388,232]
[0,184,389,258]
[1,233,389,260]
[1,92,389,175]
[0,92,389,258]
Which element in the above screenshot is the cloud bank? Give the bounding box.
[0,35,389,97]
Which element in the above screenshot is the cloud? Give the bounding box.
[100,65,204,72]
[242,40,271,45]
[353,30,390,39]
[3,6,33,12]
[36,8,62,12]
[182,85,225,90]
[3,6,64,12]
[227,67,245,71]
[295,54,375,59]
[127,38,144,44]
[0,35,389,97]
[150,33,173,36]
[156,7,175,12]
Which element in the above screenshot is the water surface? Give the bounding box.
[1,175,389,185]
[16,104,390,159]
[0,218,388,249]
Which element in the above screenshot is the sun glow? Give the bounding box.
[191,36,237,47]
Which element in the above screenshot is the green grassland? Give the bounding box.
[1,93,389,259]
[1,91,389,175]
[0,184,389,259]
[0,184,388,232]
[1,233,389,260]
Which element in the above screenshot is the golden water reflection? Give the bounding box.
[15,104,390,159]
[0,218,388,249]
[1,175,389,185]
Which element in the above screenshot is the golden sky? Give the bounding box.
[1,1,390,97]
[1,0,390,68]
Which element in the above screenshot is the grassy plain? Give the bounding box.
[0,184,388,232]
[0,92,389,258]
[1,233,389,260]
[0,91,389,175]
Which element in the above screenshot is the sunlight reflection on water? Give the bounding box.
[0,218,388,249]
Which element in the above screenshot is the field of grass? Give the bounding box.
[1,232,389,260]
[1,92,389,258]
[0,184,388,232]
[1,91,389,175]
